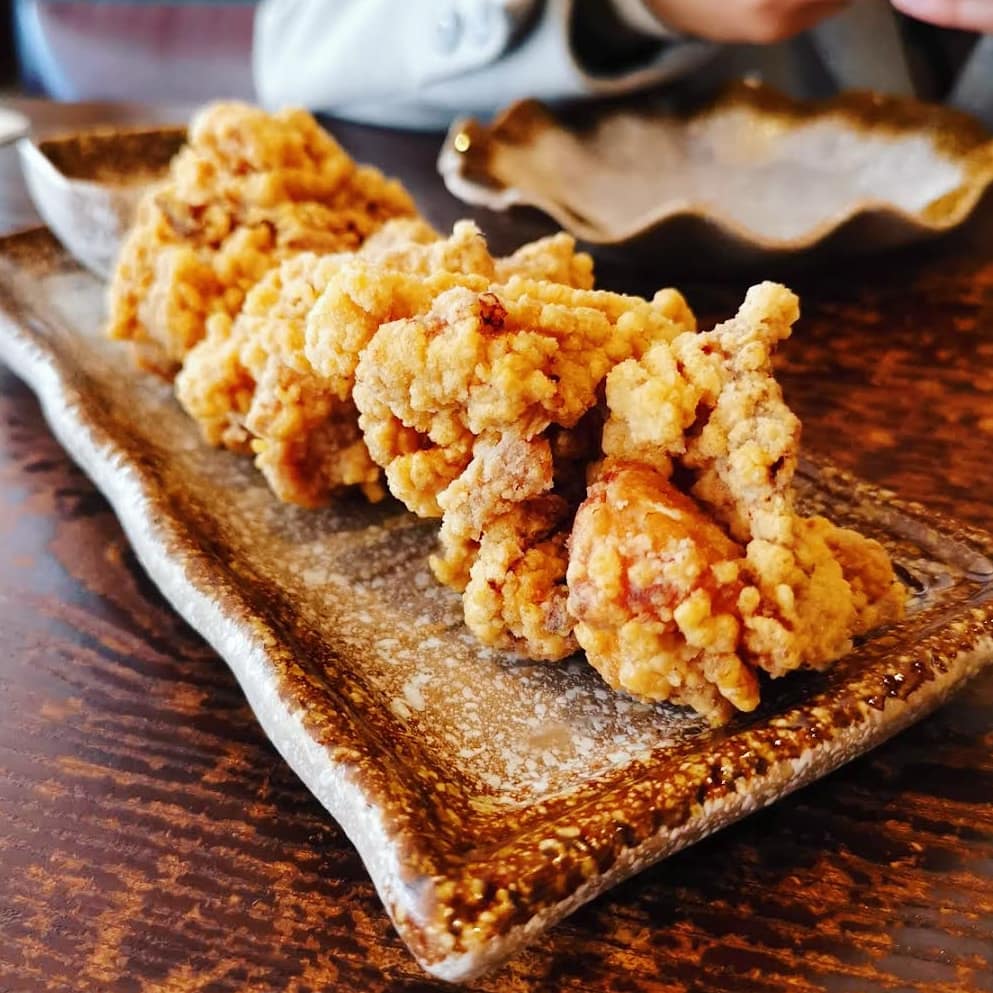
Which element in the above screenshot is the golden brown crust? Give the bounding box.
[107,102,416,375]
[568,463,757,725]
[353,278,694,519]
[172,212,599,511]
[461,496,576,661]
[176,221,505,507]
[493,232,594,288]
[572,283,906,721]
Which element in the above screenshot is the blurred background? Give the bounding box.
[2,0,16,92]
[1,0,256,101]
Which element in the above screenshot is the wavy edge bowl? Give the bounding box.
[438,81,993,260]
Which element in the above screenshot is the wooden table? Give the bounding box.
[1,98,992,993]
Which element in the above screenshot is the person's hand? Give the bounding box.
[889,0,993,31]
[642,0,851,43]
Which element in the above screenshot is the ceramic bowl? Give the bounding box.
[17,125,186,279]
[439,82,993,265]
[0,106,29,147]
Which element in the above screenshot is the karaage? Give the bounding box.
[107,102,416,375]
[354,277,696,657]
[568,282,906,723]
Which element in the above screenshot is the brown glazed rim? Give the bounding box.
[34,124,188,184]
[440,79,993,248]
[1,228,992,981]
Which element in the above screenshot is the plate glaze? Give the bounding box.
[0,227,992,981]
[439,82,993,265]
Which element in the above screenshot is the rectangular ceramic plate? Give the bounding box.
[1,227,992,982]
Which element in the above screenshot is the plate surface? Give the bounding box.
[1,228,992,981]
[439,82,993,265]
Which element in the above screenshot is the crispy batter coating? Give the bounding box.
[568,463,757,724]
[301,224,598,516]
[353,276,694,659]
[604,281,800,542]
[462,495,576,661]
[107,102,416,375]
[248,368,380,507]
[571,283,906,721]
[494,232,595,288]
[175,219,593,508]
[303,222,496,394]
[176,251,345,451]
[737,514,906,677]
[303,221,595,390]
[173,250,383,506]
[354,277,695,519]
[175,221,497,506]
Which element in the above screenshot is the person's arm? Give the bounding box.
[253,0,859,129]
[253,0,717,129]
[642,0,849,42]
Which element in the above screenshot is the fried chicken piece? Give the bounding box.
[303,221,595,390]
[354,277,694,659]
[430,430,556,590]
[571,283,905,721]
[604,280,801,543]
[354,277,695,519]
[176,251,346,451]
[304,259,491,399]
[176,221,505,506]
[294,224,597,515]
[247,367,381,506]
[607,281,904,668]
[108,102,416,375]
[176,218,590,508]
[173,250,383,506]
[738,514,905,677]
[568,463,758,724]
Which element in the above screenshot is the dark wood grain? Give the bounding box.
[1,99,992,993]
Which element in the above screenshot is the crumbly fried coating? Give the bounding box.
[572,283,906,721]
[173,250,384,506]
[738,514,905,677]
[494,232,594,288]
[303,224,496,393]
[353,276,694,659]
[174,218,593,508]
[604,281,800,542]
[176,251,346,451]
[461,495,576,661]
[353,277,695,519]
[107,102,416,375]
[247,366,381,507]
[175,220,506,506]
[299,223,599,518]
[303,221,595,390]
[568,463,758,724]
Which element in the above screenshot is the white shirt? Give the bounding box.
[253,0,993,130]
